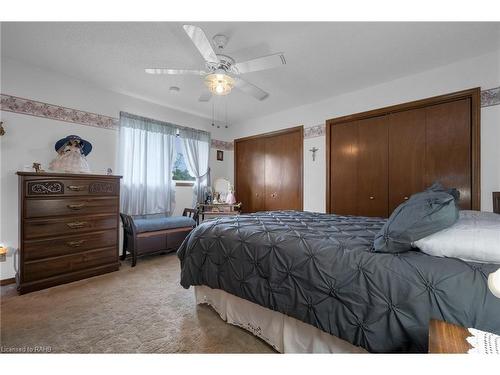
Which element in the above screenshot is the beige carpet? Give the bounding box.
[0,254,275,353]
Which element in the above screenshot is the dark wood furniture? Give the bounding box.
[16,172,122,294]
[183,208,199,221]
[235,126,303,213]
[197,203,241,223]
[428,319,472,353]
[326,88,481,217]
[120,209,195,267]
[493,192,500,214]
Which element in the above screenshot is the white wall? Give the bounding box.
[0,58,233,280]
[210,147,234,185]
[230,50,500,213]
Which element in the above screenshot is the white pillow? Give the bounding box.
[413,210,500,264]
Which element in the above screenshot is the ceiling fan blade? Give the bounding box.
[145,68,206,75]
[233,77,269,101]
[198,92,212,102]
[183,25,219,64]
[232,53,286,74]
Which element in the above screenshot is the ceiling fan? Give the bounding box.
[145,25,286,102]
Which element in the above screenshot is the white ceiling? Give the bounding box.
[2,22,500,124]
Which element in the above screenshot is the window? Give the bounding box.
[172,136,195,182]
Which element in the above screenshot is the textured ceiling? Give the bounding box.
[2,22,500,124]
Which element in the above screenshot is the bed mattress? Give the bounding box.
[177,211,500,353]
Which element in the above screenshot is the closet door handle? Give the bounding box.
[369,196,375,200]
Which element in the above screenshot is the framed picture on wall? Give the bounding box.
[217,150,224,161]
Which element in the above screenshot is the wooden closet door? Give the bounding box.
[356,116,389,217]
[388,108,426,213]
[264,130,303,211]
[425,99,471,209]
[235,138,265,213]
[330,122,358,215]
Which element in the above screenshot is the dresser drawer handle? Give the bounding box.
[369,196,375,200]
[67,203,86,210]
[66,221,88,229]
[67,185,86,192]
[403,196,409,201]
[66,240,86,247]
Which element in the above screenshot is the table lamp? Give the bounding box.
[488,268,500,298]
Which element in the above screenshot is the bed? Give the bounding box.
[177,211,500,353]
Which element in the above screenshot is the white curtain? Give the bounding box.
[119,112,176,215]
[180,127,211,206]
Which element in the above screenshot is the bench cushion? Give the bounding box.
[132,214,196,233]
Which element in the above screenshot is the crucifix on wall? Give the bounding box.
[309,147,319,161]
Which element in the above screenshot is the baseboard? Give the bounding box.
[1,277,15,286]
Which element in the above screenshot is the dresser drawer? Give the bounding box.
[25,197,118,218]
[25,178,119,197]
[23,247,117,282]
[24,231,117,261]
[24,214,117,239]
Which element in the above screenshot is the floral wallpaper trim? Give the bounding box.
[211,139,234,151]
[0,93,233,150]
[3,88,498,144]
[1,94,119,130]
[481,87,500,108]
[304,124,325,139]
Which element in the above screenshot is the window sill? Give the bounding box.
[175,181,195,187]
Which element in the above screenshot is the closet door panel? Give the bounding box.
[388,108,426,213]
[235,138,265,213]
[356,116,389,217]
[264,130,303,211]
[425,99,471,209]
[330,122,358,215]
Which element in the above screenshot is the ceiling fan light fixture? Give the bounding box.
[205,70,234,96]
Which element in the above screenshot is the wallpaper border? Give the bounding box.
[1,94,119,130]
[2,88,499,144]
[304,124,326,139]
[481,86,500,108]
[211,139,234,151]
[0,93,233,149]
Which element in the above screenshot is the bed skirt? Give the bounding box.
[194,285,366,353]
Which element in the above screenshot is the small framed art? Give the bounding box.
[216,150,224,161]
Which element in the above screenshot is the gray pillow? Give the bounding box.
[373,183,459,253]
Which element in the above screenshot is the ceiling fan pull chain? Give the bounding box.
[211,100,215,127]
[225,97,228,129]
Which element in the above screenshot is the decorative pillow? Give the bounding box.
[413,210,500,264]
[373,183,459,253]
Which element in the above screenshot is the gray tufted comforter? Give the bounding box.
[177,211,500,353]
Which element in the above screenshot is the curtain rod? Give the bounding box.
[119,111,210,137]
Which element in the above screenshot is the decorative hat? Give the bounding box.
[55,135,92,156]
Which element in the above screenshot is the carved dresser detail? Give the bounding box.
[17,171,122,294]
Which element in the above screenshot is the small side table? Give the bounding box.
[428,319,472,353]
[197,203,242,224]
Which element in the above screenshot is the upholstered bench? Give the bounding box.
[120,209,197,267]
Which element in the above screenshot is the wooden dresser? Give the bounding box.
[16,172,122,294]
